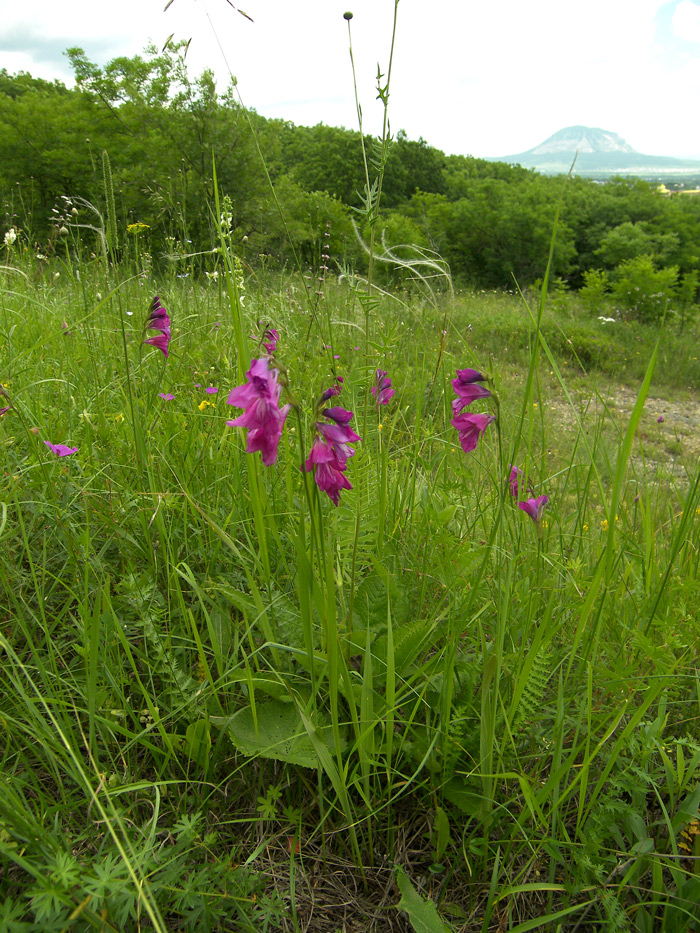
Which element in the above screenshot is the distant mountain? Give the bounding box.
[491,126,700,176]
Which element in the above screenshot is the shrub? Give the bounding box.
[609,254,678,322]
[579,268,610,313]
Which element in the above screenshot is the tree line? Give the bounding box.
[2,42,699,305]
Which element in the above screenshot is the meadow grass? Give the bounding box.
[1,246,700,931]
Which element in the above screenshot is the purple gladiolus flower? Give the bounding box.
[320,383,342,403]
[519,495,549,523]
[143,333,170,356]
[452,368,491,414]
[142,296,171,357]
[44,441,78,457]
[304,437,353,506]
[304,406,361,505]
[205,386,218,394]
[451,411,495,454]
[226,357,290,466]
[158,393,175,401]
[262,328,279,356]
[509,465,524,497]
[657,415,664,423]
[371,369,396,407]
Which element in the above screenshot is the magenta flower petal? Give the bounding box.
[518,495,549,523]
[321,384,342,402]
[304,437,353,506]
[451,383,492,413]
[371,369,396,407]
[144,333,170,356]
[508,465,524,498]
[451,412,495,454]
[205,386,218,394]
[158,393,175,401]
[44,441,78,457]
[0,406,10,417]
[262,328,279,355]
[304,405,361,505]
[453,368,487,384]
[226,357,289,466]
[142,296,171,356]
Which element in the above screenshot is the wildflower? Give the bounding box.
[143,332,169,355]
[158,393,175,401]
[4,227,17,247]
[0,406,10,417]
[226,357,290,466]
[262,328,279,356]
[319,376,343,404]
[451,411,495,454]
[452,368,491,414]
[371,369,395,407]
[142,296,171,357]
[304,407,361,506]
[508,465,524,497]
[198,400,212,411]
[601,518,609,531]
[205,386,218,395]
[44,441,78,457]
[519,495,549,524]
[656,415,664,424]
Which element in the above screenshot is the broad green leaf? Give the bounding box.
[395,866,452,933]
[225,699,345,768]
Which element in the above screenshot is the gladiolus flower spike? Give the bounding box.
[509,465,524,498]
[371,369,395,407]
[142,296,171,357]
[226,357,290,466]
[305,405,361,506]
[450,367,494,453]
[262,328,279,356]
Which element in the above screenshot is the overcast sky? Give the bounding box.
[3,0,700,159]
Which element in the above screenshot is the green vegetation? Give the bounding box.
[2,242,700,930]
[2,23,700,933]
[2,42,700,315]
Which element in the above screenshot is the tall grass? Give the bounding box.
[2,245,700,930]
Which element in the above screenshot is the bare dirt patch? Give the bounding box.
[545,383,700,479]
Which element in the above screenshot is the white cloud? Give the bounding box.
[1,0,698,157]
[672,0,700,41]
